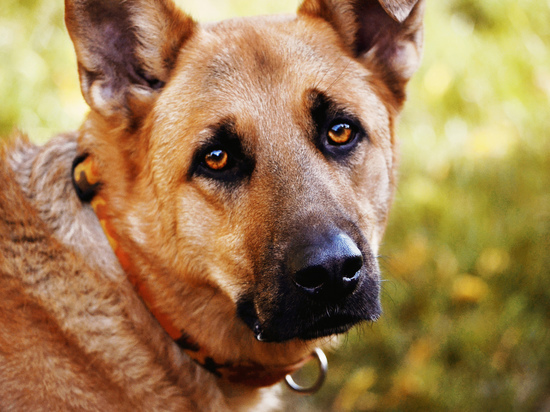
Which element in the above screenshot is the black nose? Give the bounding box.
[288,231,364,301]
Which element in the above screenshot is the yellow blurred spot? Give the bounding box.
[435,248,459,279]
[392,369,423,398]
[450,13,474,37]
[476,248,510,277]
[407,338,434,368]
[508,4,529,31]
[452,274,489,303]
[424,63,453,97]
[535,68,550,98]
[407,176,438,206]
[391,234,429,277]
[334,367,377,411]
[468,124,518,158]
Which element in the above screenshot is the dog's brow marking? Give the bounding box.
[309,90,358,127]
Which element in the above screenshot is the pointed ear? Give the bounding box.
[65,0,196,122]
[378,0,419,23]
[298,0,424,105]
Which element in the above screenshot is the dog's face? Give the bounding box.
[152,19,398,342]
[67,0,423,358]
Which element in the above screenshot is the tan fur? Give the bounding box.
[0,0,424,410]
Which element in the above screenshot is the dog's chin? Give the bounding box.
[236,299,379,343]
[280,315,360,342]
[298,314,362,340]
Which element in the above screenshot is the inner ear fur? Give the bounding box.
[65,0,196,122]
[298,0,425,106]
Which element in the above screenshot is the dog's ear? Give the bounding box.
[298,0,424,106]
[65,0,195,122]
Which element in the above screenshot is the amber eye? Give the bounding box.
[204,149,229,171]
[327,122,354,145]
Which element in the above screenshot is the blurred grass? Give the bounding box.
[1,0,549,411]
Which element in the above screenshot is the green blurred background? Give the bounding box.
[1,0,549,410]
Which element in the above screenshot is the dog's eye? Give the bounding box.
[191,126,254,183]
[204,149,229,171]
[327,122,355,145]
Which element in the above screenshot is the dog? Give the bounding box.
[0,0,424,410]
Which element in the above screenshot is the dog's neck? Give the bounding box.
[71,155,312,388]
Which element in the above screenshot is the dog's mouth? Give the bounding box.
[290,313,364,341]
[236,298,378,343]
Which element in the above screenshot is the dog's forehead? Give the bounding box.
[200,17,334,82]
[171,15,367,104]
[154,14,390,153]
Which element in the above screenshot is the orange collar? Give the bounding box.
[71,155,317,388]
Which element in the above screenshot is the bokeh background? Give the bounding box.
[1,0,549,410]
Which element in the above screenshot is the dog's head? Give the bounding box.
[66,0,423,364]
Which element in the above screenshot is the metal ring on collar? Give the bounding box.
[284,348,328,394]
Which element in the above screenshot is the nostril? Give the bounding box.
[294,266,329,291]
[342,254,363,282]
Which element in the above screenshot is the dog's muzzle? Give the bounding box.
[238,224,381,343]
